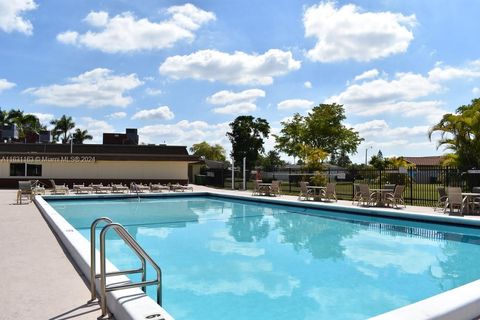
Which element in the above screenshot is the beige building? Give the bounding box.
[0,143,199,188]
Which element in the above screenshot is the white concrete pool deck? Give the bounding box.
[2,186,480,320]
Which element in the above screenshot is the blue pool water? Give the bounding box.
[49,195,480,319]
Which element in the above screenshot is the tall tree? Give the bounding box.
[274,113,305,163]
[51,115,75,143]
[257,150,285,171]
[7,109,44,140]
[429,98,480,170]
[304,103,363,160]
[189,141,226,161]
[227,116,270,170]
[72,128,93,144]
[274,103,363,164]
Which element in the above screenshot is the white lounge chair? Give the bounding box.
[49,179,69,195]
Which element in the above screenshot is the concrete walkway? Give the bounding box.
[1,185,479,320]
[0,190,101,320]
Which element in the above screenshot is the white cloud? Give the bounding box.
[145,88,162,96]
[352,120,429,139]
[28,112,54,125]
[473,87,480,95]
[132,106,174,120]
[327,72,444,120]
[83,11,109,27]
[0,78,15,92]
[139,120,230,148]
[106,111,127,119]
[57,4,215,53]
[277,99,314,110]
[354,69,380,82]
[56,31,78,45]
[304,81,312,89]
[76,117,115,144]
[0,0,37,35]
[303,2,416,62]
[207,89,265,115]
[428,60,480,82]
[159,49,301,85]
[24,68,143,108]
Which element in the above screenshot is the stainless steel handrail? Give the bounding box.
[90,217,112,301]
[90,219,162,317]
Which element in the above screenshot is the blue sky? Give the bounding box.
[0,0,479,163]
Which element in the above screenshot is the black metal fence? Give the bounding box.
[203,166,480,207]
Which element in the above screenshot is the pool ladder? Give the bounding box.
[90,217,162,318]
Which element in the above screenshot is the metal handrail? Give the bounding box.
[90,217,112,301]
[90,219,162,317]
[90,217,147,300]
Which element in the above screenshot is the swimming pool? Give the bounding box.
[46,195,480,319]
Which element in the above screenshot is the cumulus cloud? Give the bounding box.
[327,72,445,121]
[24,68,143,108]
[77,117,115,144]
[206,89,265,114]
[473,87,480,95]
[57,4,215,53]
[304,81,312,89]
[0,78,16,92]
[277,99,314,110]
[159,49,301,85]
[354,69,380,82]
[139,120,230,147]
[132,106,174,120]
[428,60,480,82]
[352,120,429,139]
[106,111,127,119]
[303,2,416,62]
[0,0,37,34]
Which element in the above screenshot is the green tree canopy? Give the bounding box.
[227,116,270,170]
[72,128,93,144]
[51,115,75,143]
[1,109,44,140]
[189,141,226,161]
[257,150,285,171]
[275,103,363,163]
[429,98,480,170]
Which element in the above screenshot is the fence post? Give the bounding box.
[289,168,292,193]
[379,169,382,188]
[409,167,413,205]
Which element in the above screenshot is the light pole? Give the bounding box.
[365,146,372,165]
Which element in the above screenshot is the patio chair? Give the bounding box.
[112,183,129,193]
[444,187,464,215]
[357,184,377,207]
[130,182,149,193]
[298,181,313,201]
[323,183,337,202]
[17,181,33,204]
[73,183,93,194]
[433,187,448,212]
[49,179,69,195]
[90,183,112,194]
[384,185,406,208]
[149,183,171,192]
[270,180,281,197]
[252,180,267,196]
[352,184,362,205]
[31,180,46,196]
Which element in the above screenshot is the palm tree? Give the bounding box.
[72,128,93,144]
[7,109,44,140]
[50,115,75,143]
[429,98,480,170]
